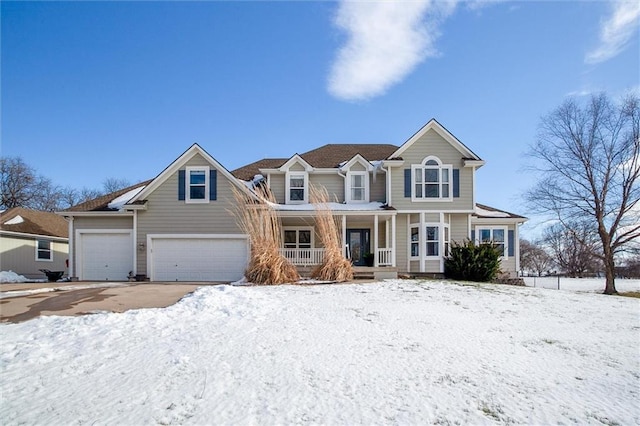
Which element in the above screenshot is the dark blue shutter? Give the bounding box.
[209,169,217,200]
[508,230,515,257]
[404,169,411,197]
[471,230,475,242]
[178,170,185,200]
[452,169,460,198]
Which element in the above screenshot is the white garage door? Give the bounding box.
[79,232,133,281]
[150,236,248,282]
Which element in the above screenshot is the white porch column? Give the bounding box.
[67,216,74,278]
[342,214,347,258]
[420,212,425,272]
[374,214,379,267]
[391,214,396,267]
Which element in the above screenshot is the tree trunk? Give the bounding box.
[603,248,617,295]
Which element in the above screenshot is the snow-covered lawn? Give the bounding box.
[524,276,640,293]
[1,280,639,425]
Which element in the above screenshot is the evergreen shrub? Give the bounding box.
[444,240,501,282]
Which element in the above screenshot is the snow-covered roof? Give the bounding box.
[107,186,146,210]
[473,203,527,221]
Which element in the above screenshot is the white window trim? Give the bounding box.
[285,172,308,204]
[35,239,53,262]
[282,226,314,248]
[424,224,441,258]
[474,226,508,258]
[411,156,453,202]
[409,223,444,259]
[185,166,210,204]
[346,171,369,203]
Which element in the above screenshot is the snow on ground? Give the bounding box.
[524,276,640,293]
[1,280,639,425]
[0,271,28,283]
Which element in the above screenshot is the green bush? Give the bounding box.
[444,240,501,282]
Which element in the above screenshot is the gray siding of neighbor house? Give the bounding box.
[268,174,285,203]
[135,154,243,275]
[390,128,474,211]
[0,234,68,280]
[370,174,386,203]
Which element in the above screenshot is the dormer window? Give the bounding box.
[286,172,308,204]
[411,156,452,201]
[346,171,369,203]
[186,166,209,203]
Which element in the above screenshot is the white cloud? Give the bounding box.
[327,0,458,101]
[585,0,640,64]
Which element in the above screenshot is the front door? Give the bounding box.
[347,229,370,266]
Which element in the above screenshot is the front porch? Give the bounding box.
[278,247,395,267]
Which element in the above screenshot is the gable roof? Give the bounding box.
[231,144,398,180]
[300,144,399,168]
[232,158,288,181]
[0,207,69,238]
[64,180,152,212]
[129,143,252,203]
[390,118,482,162]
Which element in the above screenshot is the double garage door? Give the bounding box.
[78,232,248,282]
[149,235,249,282]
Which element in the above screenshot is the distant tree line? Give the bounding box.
[1,156,130,212]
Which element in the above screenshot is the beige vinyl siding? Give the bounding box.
[370,173,386,203]
[71,216,133,275]
[390,128,474,211]
[0,234,68,279]
[268,174,285,203]
[396,214,410,273]
[136,154,244,275]
[449,213,470,244]
[310,174,344,202]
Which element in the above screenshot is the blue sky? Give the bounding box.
[2,0,638,238]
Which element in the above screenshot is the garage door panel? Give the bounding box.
[151,237,248,282]
[80,232,133,281]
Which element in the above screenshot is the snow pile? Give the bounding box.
[1,281,639,424]
[0,271,28,283]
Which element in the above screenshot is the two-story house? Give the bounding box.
[59,119,526,282]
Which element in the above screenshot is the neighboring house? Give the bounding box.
[60,118,526,282]
[0,207,69,279]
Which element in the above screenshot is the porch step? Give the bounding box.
[296,266,398,280]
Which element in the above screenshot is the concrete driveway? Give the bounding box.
[0,282,203,323]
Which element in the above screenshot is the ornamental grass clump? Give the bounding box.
[231,186,299,285]
[310,185,353,282]
[444,240,501,282]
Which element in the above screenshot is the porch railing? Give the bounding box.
[280,248,326,266]
[377,248,394,266]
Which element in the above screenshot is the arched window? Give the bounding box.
[411,156,452,201]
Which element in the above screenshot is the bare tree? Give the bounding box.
[543,222,601,277]
[520,239,553,276]
[1,157,39,209]
[103,178,131,194]
[526,93,639,293]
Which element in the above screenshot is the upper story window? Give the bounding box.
[411,156,452,201]
[286,172,308,204]
[36,239,52,261]
[347,171,369,203]
[186,166,210,203]
[477,227,507,257]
